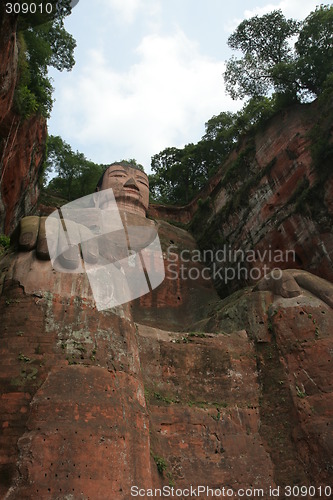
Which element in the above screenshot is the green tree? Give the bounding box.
[150,6,333,207]
[150,147,184,204]
[224,10,300,100]
[149,113,241,205]
[224,6,333,102]
[15,2,76,117]
[234,96,276,134]
[17,0,73,31]
[150,142,221,205]
[295,4,333,96]
[45,136,104,200]
[46,136,79,200]
[202,111,239,162]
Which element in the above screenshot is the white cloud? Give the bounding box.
[244,0,319,19]
[226,0,321,33]
[97,0,162,26]
[53,30,240,170]
[99,0,143,24]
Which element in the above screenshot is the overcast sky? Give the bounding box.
[48,0,322,172]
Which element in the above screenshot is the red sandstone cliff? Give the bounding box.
[0,6,47,235]
[1,231,333,498]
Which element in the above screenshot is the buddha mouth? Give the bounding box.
[124,186,140,196]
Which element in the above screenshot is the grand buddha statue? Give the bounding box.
[0,161,217,498]
[14,162,164,311]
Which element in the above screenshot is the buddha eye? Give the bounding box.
[109,173,126,178]
[136,178,148,187]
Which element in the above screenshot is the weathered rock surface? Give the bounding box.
[1,243,333,499]
[0,8,18,125]
[0,265,154,499]
[132,220,218,330]
[188,269,333,489]
[138,324,277,493]
[0,112,47,235]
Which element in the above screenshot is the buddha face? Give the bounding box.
[99,164,149,215]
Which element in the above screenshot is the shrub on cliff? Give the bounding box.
[0,234,10,257]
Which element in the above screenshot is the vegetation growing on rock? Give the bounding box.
[15,0,76,117]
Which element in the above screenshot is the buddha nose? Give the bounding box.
[124,177,139,190]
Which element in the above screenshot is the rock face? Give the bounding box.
[0,6,47,235]
[1,239,333,498]
[189,270,333,488]
[132,220,218,330]
[0,258,154,498]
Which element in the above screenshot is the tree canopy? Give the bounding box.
[224,5,333,102]
[295,5,333,96]
[45,136,105,200]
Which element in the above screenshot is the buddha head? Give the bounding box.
[96,161,149,216]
